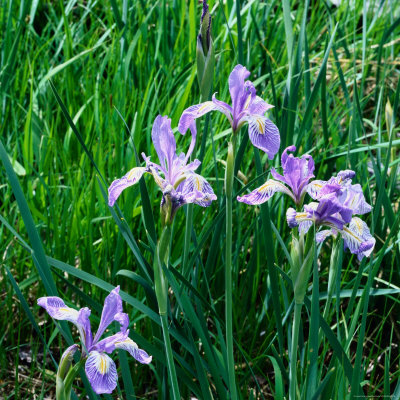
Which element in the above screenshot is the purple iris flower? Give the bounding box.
[38,286,151,394]
[287,183,375,260]
[237,145,314,205]
[108,115,216,223]
[307,169,372,214]
[287,194,353,233]
[178,64,280,159]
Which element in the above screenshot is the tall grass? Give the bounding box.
[0,0,399,398]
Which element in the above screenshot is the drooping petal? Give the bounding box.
[341,217,375,260]
[114,337,152,364]
[286,208,313,233]
[37,297,92,348]
[338,183,372,215]
[180,173,217,207]
[151,115,176,172]
[237,179,295,205]
[93,287,123,344]
[246,115,280,159]
[178,101,224,135]
[85,351,118,394]
[316,229,335,243]
[108,167,148,207]
[228,64,251,117]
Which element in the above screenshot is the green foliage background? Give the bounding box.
[0,0,399,398]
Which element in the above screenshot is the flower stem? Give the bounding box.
[225,140,237,399]
[154,226,181,400]
[182,203,193,278]
[289,301,302,400]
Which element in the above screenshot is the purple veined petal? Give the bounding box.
[245,114,280,160]
[297,202,319,233]
[151,115,176,174]
[337,170,355,183]
[93,287,123,344]
[180,173,217,207]
[37,297,92,348]
[286,208,298,228]
[185,159,201,172]
[281,145,297,166]
[341,217,375,260]
[228,64,251,117]
[237,179,295,205]
[178,101,221,135]
[212,93,234,126]
[270,168,288,185]
[306,179,341,200]
[316,229,335,244]
[108,167,148,206]
[114,312,129,333]
[339,183,372,215]
[248,96,274,116]
[275,146,315,202]
[286,208,313,233]
[114,337,152,364]
[306,180,327,200]
[94,331,128,354]
[85,351,118,394]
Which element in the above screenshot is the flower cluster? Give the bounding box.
[38,287,151,394]
[239,146,375,260]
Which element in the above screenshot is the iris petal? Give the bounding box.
[115,338,152,364]
[341,217,375,260]
[93,286,123,344]
[85,351,118,394]
[108,167,148,206]
[151,115,176,172]
[180,173,217,207]
[37,297,92,348]
[237,179,295,205]
[246,115,280,160]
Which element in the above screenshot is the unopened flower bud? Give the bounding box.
[197,0,214,100]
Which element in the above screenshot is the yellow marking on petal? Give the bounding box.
[195,178,202,191]
[257,182,274,192]
[244,94,252,110]
[295,213,308,220]
[197,103,212,113]
[127,169,139,180]
[343,226,362,242]
[256,118,265,134]
[355,219,363,232]
[98,354,109,375]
